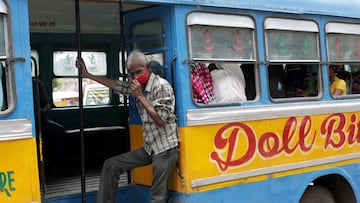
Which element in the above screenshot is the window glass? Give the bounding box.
[53,51,107,76]
[326,23,360,98]
[266,30,319,61]
[189,26,255,60]
[52,51,110,107]
[132,19,163,35]
[52,78,79,106]
[326,22,360,62]
[0,10,8,111]
[52,78,110,107]
[31,50,39,77]
[264,18,319,62]
[132,20,164,50]
[145,52,164,66]
[267,64,320,99]
[130,19,167,79]
[327,34,360,61]
[0,15,6,57]
[119,51,127,75]
[83,83,109,105]
[134,38,164,50]
[187,13,255,61]
[0,60,10,111]
[118,52,128,106]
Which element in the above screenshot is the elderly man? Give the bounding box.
[76,50,179,203]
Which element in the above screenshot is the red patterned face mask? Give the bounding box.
[135,69,150,86]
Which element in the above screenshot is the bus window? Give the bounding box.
[0,2,11,113]
[119,51,128,106]
[327,64,360,96]
[265,18,321,100]
[326,22,360,97]
[52,51,110,107]
[351,65,360,94]
[130,19,167,79]
[31,50,39,77]
[131,20,164,50]
[187,12,257,105]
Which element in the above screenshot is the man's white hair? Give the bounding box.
[126,50,148,70]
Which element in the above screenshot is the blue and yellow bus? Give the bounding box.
[2,0,360,202]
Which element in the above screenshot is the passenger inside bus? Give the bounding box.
[32,79,68,176]
[191,63,247,104]
[285,64,308,97]
[268,64,319,99]
[149,60,166,79]
[352,67,360,94]
[329,64,347,96]
[209,63,247,103]
[268,64,287,98]
[190,63,216,104]
[241,64,256,100]
[335,66,353,95]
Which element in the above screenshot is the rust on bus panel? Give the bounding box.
[210,113,360,173]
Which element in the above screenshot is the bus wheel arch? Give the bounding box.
[299,186,335,203]
[300,174,356,203]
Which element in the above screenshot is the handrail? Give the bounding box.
[65,126,125,134]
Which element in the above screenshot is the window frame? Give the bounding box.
[51,50,112,107]
[186,11,259,106]
[325,22,360,98]
[326,22,360,63]
[187,12,257,62]
[129,18,168,79]
[0,1,15,115]
[264,17,320,63]
[264,17,323,102]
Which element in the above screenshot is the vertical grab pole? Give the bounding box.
[119,0,126,77]
[74,0,86,202]
[118,1,127,92]
[118,0,131,184]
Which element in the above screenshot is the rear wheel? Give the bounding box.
[299,186,336,203]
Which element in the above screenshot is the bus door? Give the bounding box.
[0,0,41,202]
[125,5,173,81]
[124,5,174,186]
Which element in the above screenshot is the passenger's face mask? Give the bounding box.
[135,68,150,86]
